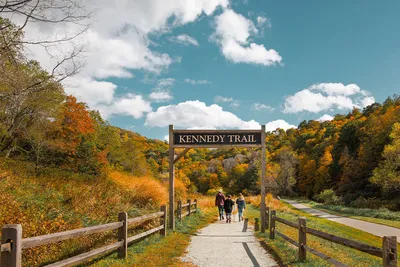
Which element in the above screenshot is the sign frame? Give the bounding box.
[172,129,263,148]
[168,125,267,233]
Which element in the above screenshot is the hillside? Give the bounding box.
[0,158,176,265]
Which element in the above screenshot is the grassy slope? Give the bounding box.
[0,158,169,266]
[87,208,216,267]
[295,200,400,229]
[248,202,400,267]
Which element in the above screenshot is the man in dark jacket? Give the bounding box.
[224,195,235,223]
[215,189,225,220]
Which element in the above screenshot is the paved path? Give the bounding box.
[181,217,277,267]
[284,199,400,242]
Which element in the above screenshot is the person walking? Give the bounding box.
[236,193,246,222]
[224,195,235,223]
[215,189,225,220]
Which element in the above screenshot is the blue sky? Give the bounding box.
[24,0,400,140]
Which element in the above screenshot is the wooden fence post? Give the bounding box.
[1,224,22,267]
[118,212,128,258]
[178,200,182,222]
[160,206,167,237]
[178,200,182,221]
[269,210,276,239]
[383,236,397,267]
[266,206,270,229]
[187,199,191,217]
[194,199,197,212]
[298,217,307,261]
[255,218,259,231]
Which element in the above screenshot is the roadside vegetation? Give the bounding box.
[87,206,216,267]
[0,158,187,266]
[249,195,400,267]
[295,198,400,229]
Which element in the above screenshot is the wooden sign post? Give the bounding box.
[168,125,267,232]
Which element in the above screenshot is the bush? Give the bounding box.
[315,189,343,205]
[350,197,380,209]
[206,188,220,196]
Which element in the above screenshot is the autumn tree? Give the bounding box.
[0,60,64,156]
[371,122,400,191]
[276,147,298,196]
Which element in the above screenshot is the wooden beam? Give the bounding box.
[127,211,164,225]
[172,144,262,148]
[302,245,349,267]
[168,125,175,230]
[173,129,263,134]
[127,226,164,244]
[118,212,128,258]
[1,224,22,267]
[22,222,123,249]
[45,241,123,267]
[173,148,190,164]
[306,227,383,257]
[260,125,266,233]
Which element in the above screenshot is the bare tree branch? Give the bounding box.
[1,0,92,91]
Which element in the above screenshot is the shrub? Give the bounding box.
[315,189,342,205]
[249,194,289,211]
[350,197,380,209]
[109,171,168,206]
[206,188,220,196]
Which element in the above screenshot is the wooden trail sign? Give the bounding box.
[173,130,262,147]
[168,125,267,233]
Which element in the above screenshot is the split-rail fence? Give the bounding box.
[0,199,197,267]
[256,205,398,267]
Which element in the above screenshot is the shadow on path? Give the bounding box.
[242,242,261,267]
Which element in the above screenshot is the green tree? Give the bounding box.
[371,123,400,191]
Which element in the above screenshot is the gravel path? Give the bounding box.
[181,216,277,267]
[284,199,400,242]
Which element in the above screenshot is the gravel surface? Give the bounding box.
[284,199,400,242]
[181,216,277,267]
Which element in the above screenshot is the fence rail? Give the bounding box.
[176,199,197,221]
[261,205,397,267]
[1,206,167,267]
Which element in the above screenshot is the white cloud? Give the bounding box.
[360,96,375,107]
[99,94,152,119]
[215,95,240,108]
[257,16,271,29]
[10,0,229,119]
[149,91,173,102]
[184,79,211,85]
[149,78,175,103]
[145,100,260,129]
[212,9,282,66]
[157,78,175,87]
[169,34,199,46]
[283,83,375,113]
[64,77,116,106]
[253,102,274,111]
[317,114,334,122]
[309,83,361,96]
[265,120,297,132]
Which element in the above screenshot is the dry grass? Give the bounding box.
[248,194,289,211]
[0,158,172,266]
[109,171,168,206]
[196,196,215,209]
